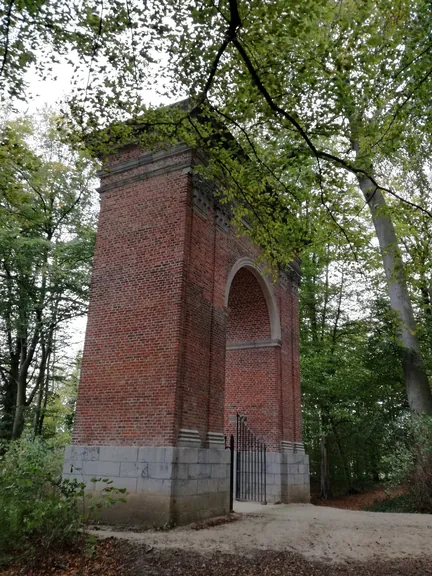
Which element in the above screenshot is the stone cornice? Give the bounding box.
[97,143,192,179]
[97,160,193,194]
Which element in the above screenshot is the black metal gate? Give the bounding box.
[235,414,267,503]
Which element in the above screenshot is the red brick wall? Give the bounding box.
[73,149,192,446]
[225,348,280,450]
[279,272,302,444]
[226,268,271,342]
[177,198,217,440]
[73,143,302,450]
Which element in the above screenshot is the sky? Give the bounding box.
[19,59,167,113]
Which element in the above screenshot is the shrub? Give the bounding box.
[382,415,432,513]
[0,435,81,563]
[0,435,126,566]
[363,494,417,513]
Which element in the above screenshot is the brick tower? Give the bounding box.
[64,140,310,526]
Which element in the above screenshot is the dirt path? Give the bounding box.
[91,502,432,564]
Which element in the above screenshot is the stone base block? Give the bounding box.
[63,445,230,527]
[266,450,310,504]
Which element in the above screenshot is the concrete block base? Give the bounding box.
[63,445,230,527]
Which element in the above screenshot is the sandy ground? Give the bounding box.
[91,502,432,564]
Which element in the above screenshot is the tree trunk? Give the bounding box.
[32,342,49,435]
[0,352,19,440]
[11,304,43,439]
[357,174,432,414]
[331,420,352,493]
[11,381,26,440]
[37,361,52,436]
[320,434,331,499]
[11,331,39,439]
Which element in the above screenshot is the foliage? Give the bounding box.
[0,0,161,105]
[3,0,432,411]
[0,435,80,563]
[381,415,432,512]
[55,0,432,412]
[34,352,81,446]
[64,0,432,258]
[0,112,96,441]
[0,435,127,566]
[365,417,432,512]
[300,247,408,496]
[2,0,432,506]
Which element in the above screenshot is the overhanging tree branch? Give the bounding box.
[211,105,299,205]
[371,67,432,150]
[193,0,432,218]
[232,34,432,217]
[0,0,15,79]
[193,0,241,109]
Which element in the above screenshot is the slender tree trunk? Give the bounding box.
[320,412,331,499]
[11,324,41,439]
[38,357,52,436]
[320,434,330,499]
[32,342,49,435]
[419,269,431,317]
[11,378,26,440]
[1,266,20,440]
[331,420,352,493]
[357,174,432,414]
[321,252,330,339]
[32,388,43,435]
[0,351,19,440]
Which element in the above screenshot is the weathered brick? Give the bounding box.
[211,464,227,479]
[137,478,172,495]
[188,463,211,479]
[63,460,82,475]
[95,477,138,492]
[175,479,198,496]
[148,462,174,480]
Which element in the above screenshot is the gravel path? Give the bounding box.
[92,502,432,564]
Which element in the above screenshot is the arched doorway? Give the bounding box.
[224,260,282,451]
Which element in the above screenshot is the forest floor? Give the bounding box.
[4,499,432,575]
[312,485,407,511]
